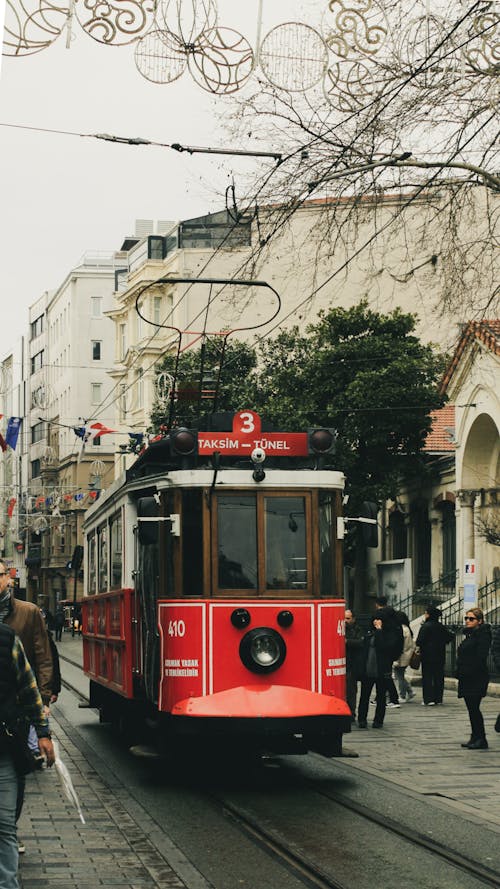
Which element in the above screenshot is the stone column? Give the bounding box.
[457,489,478,561]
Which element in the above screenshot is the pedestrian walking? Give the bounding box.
[344,609,364,721]
[374,597,403,707]
[0,562,54,853]
[0,622,55,889]
[457,607,492,750]
[357,607,403,729]
[416,606,454,705]
[392,611,416,702]
[54,606,65,642]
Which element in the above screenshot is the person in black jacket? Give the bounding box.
[416,606,454,705]
[345,610,364,720]
[492,627,500,734]
[457,608,492,749]
[357,607,403,729]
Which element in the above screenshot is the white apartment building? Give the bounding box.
[2,252,124,607]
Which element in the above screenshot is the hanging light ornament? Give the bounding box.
[259,22,328,92]
[2,0,69,56]
[75,0,156,45]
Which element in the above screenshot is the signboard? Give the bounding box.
[198,410,309,457]
[463,558,477,610]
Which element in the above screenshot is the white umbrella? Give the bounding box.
[52,740,86,824]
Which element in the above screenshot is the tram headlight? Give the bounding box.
[239,627,286,674]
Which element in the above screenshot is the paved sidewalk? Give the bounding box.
[33,634,498,875]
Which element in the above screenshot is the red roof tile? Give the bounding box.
[441,320,500,393]
[424,405,456,452]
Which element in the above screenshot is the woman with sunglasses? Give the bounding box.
[456,607,492,749]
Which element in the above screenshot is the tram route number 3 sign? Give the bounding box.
[198,410,309,457]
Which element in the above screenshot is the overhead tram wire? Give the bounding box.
[255,109,499,345]
[9,2,490,428]
[167,1,496,346]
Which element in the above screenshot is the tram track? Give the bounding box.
[310,782,500,889]
[211,764,500,889]
[219,796,348,889]
[58,659,500,889]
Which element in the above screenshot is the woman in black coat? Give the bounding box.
[456,607,492,749]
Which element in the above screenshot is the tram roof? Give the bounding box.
[83,466,345,528]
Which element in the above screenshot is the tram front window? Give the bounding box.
[218,495,257,590]
[265,497,307,590]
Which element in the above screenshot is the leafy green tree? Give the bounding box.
[253,302,446,509]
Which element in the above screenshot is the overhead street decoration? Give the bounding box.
[4,0,498,99]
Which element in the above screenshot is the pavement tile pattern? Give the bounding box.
[18,636,500,887]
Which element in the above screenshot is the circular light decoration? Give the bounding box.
[398,13,457,88]
[326,0,387,60]
[324,59,376,112]
[188,27,254,94]
[75,0,156,46]
[135,29,186,83]
[2,0,68,56]
[31,383,54,409]
[155,0,217,45]
[259,22,328,92]
[463,11,499,74]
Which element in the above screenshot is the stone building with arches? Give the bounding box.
[379,321,500,614]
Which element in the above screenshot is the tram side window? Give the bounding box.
[265,497,307,590]
[98,524,108,593]
[218,495,257,590]
[110,511,122,589]
[182,489,203,595]
[88,533,97,595]
[319,492,337,596]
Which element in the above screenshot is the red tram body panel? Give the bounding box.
[82,412,351,757]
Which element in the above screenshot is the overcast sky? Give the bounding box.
[0,0,321,357]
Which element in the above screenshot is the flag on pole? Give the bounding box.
[5,418,22,451]
[7,498,17,518]
[87,422,116,442]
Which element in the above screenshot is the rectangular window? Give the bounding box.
[30,315,44,340]
[265,496,307,590]
[110,511,123,589]
[148,235,165,260]
[92,341,102,360]
[31,421,45,444]
[217,495,257,590]
[31,350,44,374]
[31,459,41,479]
[88,534,97,596]
[91,297,103,318]
[214,491,313,596]
[91,383,102,404]
[153,295,162,326]
[98,524,108,593]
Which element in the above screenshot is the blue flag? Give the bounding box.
[5,417,21,451]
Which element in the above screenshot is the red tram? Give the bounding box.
[82,409,351,756]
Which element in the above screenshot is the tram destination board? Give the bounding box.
[198,410,308,457]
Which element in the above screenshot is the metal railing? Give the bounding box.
[414,569,458,603]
